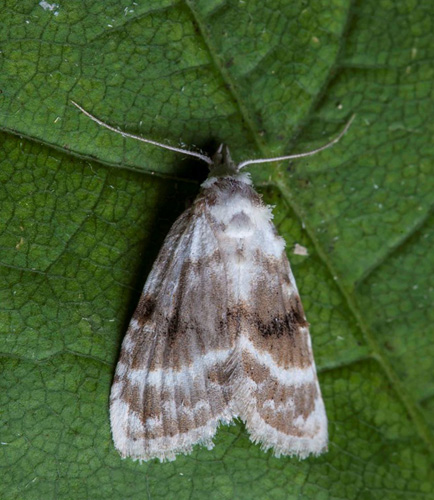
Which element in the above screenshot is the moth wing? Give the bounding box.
[233,249,328,458]
[110,208,235,462]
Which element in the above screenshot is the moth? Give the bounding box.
[72,102,353,462]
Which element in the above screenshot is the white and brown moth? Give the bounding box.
[73,102,353,462]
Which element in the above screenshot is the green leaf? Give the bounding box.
[1,0,433,499]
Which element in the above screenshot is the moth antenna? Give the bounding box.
[237,114,356,170]
[71,100,214,165]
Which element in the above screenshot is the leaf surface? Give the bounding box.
[0,1,433,499]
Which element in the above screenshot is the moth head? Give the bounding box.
[209,144,238,177]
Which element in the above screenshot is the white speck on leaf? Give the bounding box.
[293,243,309,256]
[39,1,59,15]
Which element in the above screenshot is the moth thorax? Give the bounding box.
[225,211,254,238]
